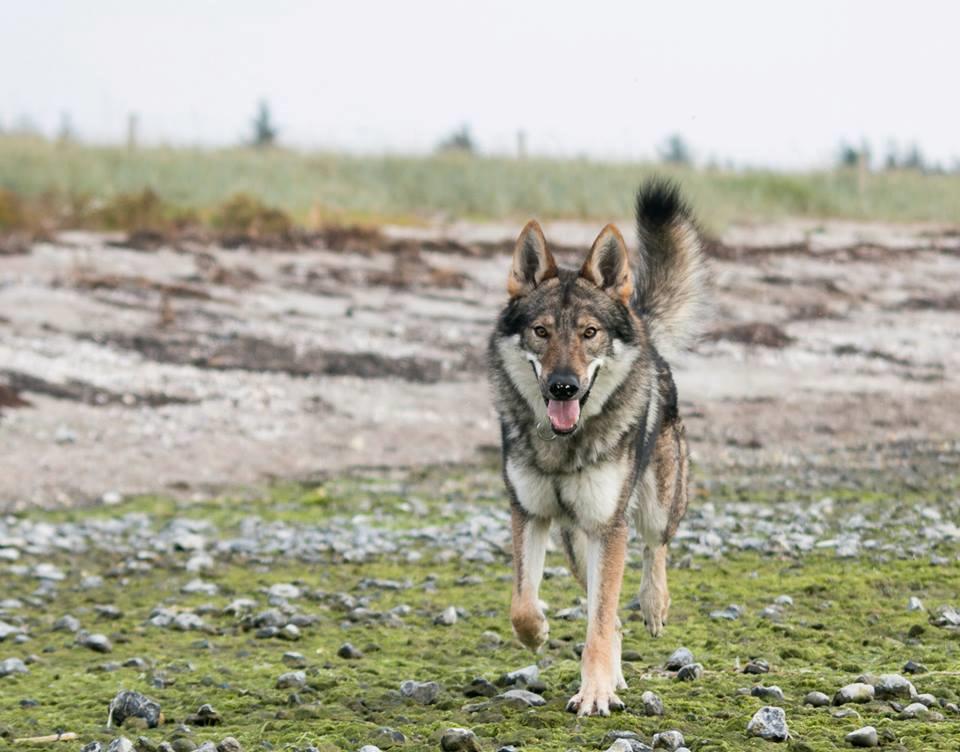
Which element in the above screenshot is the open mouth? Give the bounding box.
[546,398,580,434]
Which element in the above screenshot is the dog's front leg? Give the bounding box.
[567,517,627,716]
[510,506,551,650]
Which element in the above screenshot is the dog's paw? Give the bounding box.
[566,682,625,717]
[639,585,670,638]
[511,607,549,651]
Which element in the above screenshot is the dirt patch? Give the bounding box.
[1,370,194,407]
[898,293,960,311]
[705,322,795,348]
[832,344,914,368]
[83,332,450,383]
[67,271,213,300]
[0,384,31,412]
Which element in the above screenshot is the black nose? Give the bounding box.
[548,374,580,400]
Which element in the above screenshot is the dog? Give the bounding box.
[487,178,708,716]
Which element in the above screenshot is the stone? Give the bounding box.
[371,727,405,749]
[676,663,703,681]
[184,703,221,726]
[497,689,545,707]
[337,642,363,659]
[915,693,936,707]
[464,678,497,698]
[268,583,301,600]
[774,595,794,607]
[107,739,135,752]
[358,747,382,752]
[53,615,81,632]
[499,664,539,686]
[751,685,785,702]
[651,730,684,750]
[903,660,927,674]
[875,673,916,700]
[400,679,440,704]
[276,671,306,690]
[833,682,874,705]
[0,657,28,677]
[747,706,789,742]
[907,596,924,611]
[641,690,664,716]
[899,702,930,719]
[664,647,694,670]
[440,727,481,752]
[744,659,770,674]
[108,691,163,729]
[803,691,830,707]
[280,624,300,641]
[282,652,307,668]
[80,633,113,653]
[709,604,742,621]
[216,738,241,752]
[607,740,653,752]
[434,606,458,626]
[844,726,878,747]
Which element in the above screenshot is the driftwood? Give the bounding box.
[13,733,78,744]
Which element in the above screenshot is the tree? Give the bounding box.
[436,124,476,154]
[251,100,278,148]
[659,133,691,165]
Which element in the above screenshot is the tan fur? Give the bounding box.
[580,224,634,305]
[508,220,558,298]
[509,507,549,650]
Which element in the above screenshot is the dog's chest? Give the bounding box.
[507,456,629,531]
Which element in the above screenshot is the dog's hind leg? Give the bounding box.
[510,506,551,651]
[561,526,626,691]
[633,420,689,636]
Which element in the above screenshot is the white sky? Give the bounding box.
[2,0,958,168]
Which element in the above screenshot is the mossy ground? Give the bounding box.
[2,472,959,752]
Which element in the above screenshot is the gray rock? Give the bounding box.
[464,678,497,698]
[774,595,794,607]
[268,583,301,600]
[181,579,218,596]
[337,642,363,659]
[497,689,545,707]
[440,727,481,752]
[899,702,930,719]
[358,747,382,752]
[875,673,916,700]
[477,631,501,649]
[80,633,113,653]
[907,596,924,612]
[833,682,874,705]
[641,690,664,716]
[434,606,458,626]
[108,690,162,728]
[915,693,937,707]
[499,664,539,686]
[606,740,653,752]
[747,705,789,742]
[371,727,405,749]
[803,691,830,707]
[276,671,306,690]
[744,659,770,674]
[0,621,22,640]
[282,652,306,668]
[676,663,703,681]
[185,704,221,726]
[81,743,103,752]
[216,738,241,752]
[665,647,694,670]
[400,679,440,704]
[844,726,878,747]
[709,604,742,621]
[280,624,300,641]
[651,730,684,750]
[107,738,135,752]
[0,657,29,677]
[172,613,205,632]
[53,615,81,632]
[751,685,785,702]
[903,660,926,674]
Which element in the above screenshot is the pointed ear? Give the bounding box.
[508,220,557,297]
[580,224,633,304]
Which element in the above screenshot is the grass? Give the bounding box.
[2,474,960,751]
[3,136,960,232]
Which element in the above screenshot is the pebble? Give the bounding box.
[337,642,363,659]
[844,726,878,747]
[184,703,221,726]
[280,624,300,641]
[80,633,113,653]
[875,673,916,700]
[833,682,874,705]
[709,604,742,621]
[641,690,664,716]
[907,596,924,611]
[498,688,545,707]
[499,664,539,686]
[902,659,926,674]
[915,693,936,707]
[746,706,789,742]
[676,663,703,681]
[803,691,830,707]
[651,730,684,750]
[108,690,162,728]
[464,678,497,698]
[744,658,770,674]
[0,657,29,677]
[774,595,793,607]
[751,685,785,702]
[899,702,930,719]
[181,579,218,596]
[282,652,307,668]
[607,740,653,752]
[276,671,306,690]
[399,679,440,704]
[107,739,134,752]
[358,747,382,752]
[216,739,241,752]
[268,583,301,600]
[665,647,694,670]
[53,615,81,632]
[0,621,21,640]
[440,728,481,752]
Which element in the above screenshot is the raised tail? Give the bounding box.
[633,178,710,355]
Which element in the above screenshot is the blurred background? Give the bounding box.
[0,0,958,506]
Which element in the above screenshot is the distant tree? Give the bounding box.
[658,133,691,165]
[902,143,925,171]
[436,124,476,154]
[250,100,278,148]
[837,142,860,168]
[57,112,75,145]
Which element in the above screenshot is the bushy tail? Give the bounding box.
[633,178,710,354]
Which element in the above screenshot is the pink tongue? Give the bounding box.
[547,399,580,432]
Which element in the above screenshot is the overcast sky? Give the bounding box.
[2,0,957,168]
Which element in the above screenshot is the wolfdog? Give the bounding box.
[488,179,709,716]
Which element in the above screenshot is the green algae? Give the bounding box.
[2,474,960,752]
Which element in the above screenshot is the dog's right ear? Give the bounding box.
[508,220,557,297]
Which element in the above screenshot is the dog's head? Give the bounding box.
[495,220,641,435]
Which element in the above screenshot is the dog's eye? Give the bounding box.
[583,327,598,339]
[533,326,549,338]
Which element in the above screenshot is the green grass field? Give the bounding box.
[2,136,960,232]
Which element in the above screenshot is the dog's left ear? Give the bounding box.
[580,224,633,304]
